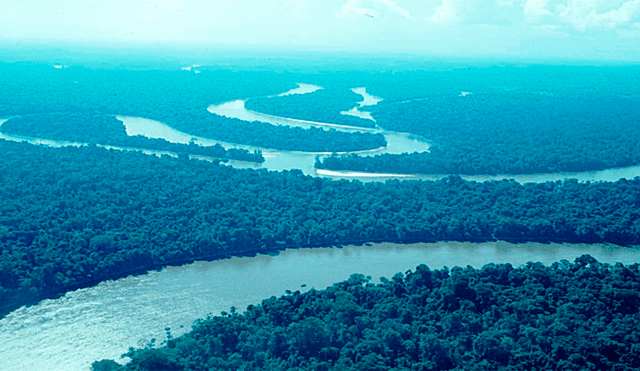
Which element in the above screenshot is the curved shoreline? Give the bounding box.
[244,105,381,132]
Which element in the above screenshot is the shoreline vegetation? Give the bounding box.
[0,112,265,163]
[94,256,640,370]
[2,140,640,319]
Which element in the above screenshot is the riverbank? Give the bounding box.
[3,240,639,371]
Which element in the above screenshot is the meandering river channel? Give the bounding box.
[2,84,640,370]
[4,83,640,182]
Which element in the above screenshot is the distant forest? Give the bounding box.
[4,64,640,175]
[243,65,640,175]
[316,92,640,175]
[2,139,640,318]
[94,256,640,371]
[0,63,385,153]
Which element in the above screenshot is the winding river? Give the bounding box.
[4,83,640,182]
[2,84,640,370]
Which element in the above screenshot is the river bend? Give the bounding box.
[1,241,639,371]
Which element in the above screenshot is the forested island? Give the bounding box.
[93,256,640,370]
[315,92,640,175]
[1,112,264,162]
[2,139,640,318]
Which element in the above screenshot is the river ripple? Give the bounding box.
[1,241,639,371]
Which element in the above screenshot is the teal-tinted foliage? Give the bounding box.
[1,112,264,162]
[0,63,385,152]
[241,65,640,175]
[95,257,640,371]
[246,87,377,128]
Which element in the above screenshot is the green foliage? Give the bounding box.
[243,65,640,175]
[103,257,640,370]
[91,360,126,371]
[2,140,640,318]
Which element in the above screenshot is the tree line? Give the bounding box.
[246,87,377,129]
[318,92,640,175]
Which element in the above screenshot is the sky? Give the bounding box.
[1,0,639,61]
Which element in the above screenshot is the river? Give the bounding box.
[1,241,639,371]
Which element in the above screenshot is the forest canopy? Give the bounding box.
[2,139,640,318]
[240,65,640,175]
[245,87,377,129]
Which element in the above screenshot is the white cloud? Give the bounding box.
[428,0,525,25]
[524,0,551,19]
[337,0,379,17]
[377,0,413,19]
[337,0,413,19]
[430,0,459,23]
[426,0,640,31]
[556,0,640,31]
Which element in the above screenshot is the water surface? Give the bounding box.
[340,87,382,121]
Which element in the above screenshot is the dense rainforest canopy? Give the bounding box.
[2,61,640,370]
[93,256,640,371]
[1,139,640,318]
[0,112,264,162]
[316,92,640,175]
[4,63,640,174]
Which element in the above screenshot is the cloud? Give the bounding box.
[524,0,551,20]
[428,0,525,25]
[430,0,458,23]
[377,0,413,19]
[427,0,640,31]
[556,0,640,31]
[337,0,413,19]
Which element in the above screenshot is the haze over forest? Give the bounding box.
[1,0,639,61]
